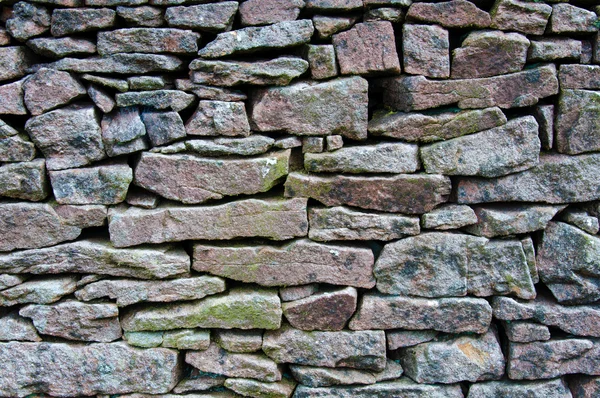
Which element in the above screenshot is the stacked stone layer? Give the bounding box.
[1,0,600,397]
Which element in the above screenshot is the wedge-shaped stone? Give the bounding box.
[490,0,552,35]
[421,204,477,230]
[0,311,40,342]
[421,116,539,177]
[0,159,48,201]
[0,342,180,396]
[508,338,600,380]
[556,90,600,155]
[468,379,572,398]
[387,330,438,350]
[27,37,96,58]
[0,47,34,82]
[134,150,289,204]
[451,30,529,79]
[214,329,263,353]
[406,0,491,28]
[162,329,210,350]
[98,28,200,55]
[368,107,507,143]
[285,173,450,214]
[401,327,505,384]
[308,206,420,241]
[108,197,308,247]
[226,378,296,398]
[0,276,77,306]
[0,133,33,162]
[199,20,313,58]
[250,77,368,140]
[49,162,133,205]
[152,136,275,157]
[116,90,195,111]
[0,79,27,115]
[25,105,105,171]
[102,108,148,156]
[305,143,419,174]
[561,209,599,235]
[88,85,115,113]
[493,294,600,338]
[193,239,375,288]
[165,2,238,32]
[0,239,190,279]
[175,79,247,101]
[263,325,387,371]
[23,68,86,115]
[190,57,308,86]
[537,222,600,304]
[293,379,463,398]
[20,300,121,342]
[465,204,565,237]
[381,64,558,111]
[51,8,115,36]
[186,342,282,382]
[290,359,403,387]
[51,53,183,74]
[349,293,492,333]
[121,287,282,331]
[0,202,81,252]
[282,287,357,331]
[76,275,225,306]
[456,153,600,204]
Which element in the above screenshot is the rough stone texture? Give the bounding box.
[455,153,600,204]
[561,209,599,235]
[98,28,200,55]
[27,37,97,58]
[507,338,600,380]
[309,206,420,241]
[306,0,362,10]
[240,0,303,26]
[121,288,282,331]
[0,239,190,279]
[214,329,263,353]
[529,38,582,62]
[307,45,338,80]
[165,2,238,31]
[400,327,505,384]
[503,321,551,343]
[406,0,491,28]
[0,79,28,115]
[0,274,28,290]
[0,342,180,396]
[88,85,116,113]
[75,275,224,306]
[313,15,358,39]
[403,24,449,78]
[0,311,41,342]
[51,54,183,74]
[153,136,274,156]
[451,30,529,79]
[81,74,129,92]
[162,329,210,350]
[225,377,297,398]
[108,197,308,247]
[125,188,160,209]
[52,204,107,228]
[19,300,121,342]
[387,330,438,350]
[420,116,540,177]
[468,379,572,398]
[263,325,387,371]
[116,90,195,111]
[293,379,463,398]
[140,110,185,146]
[381,64,559,111]
[282,287,357,331]
[490,0,552,35]
[421,204,477,230]
[101,107,148,156]
[186,343,282,382]
[534,104,554,151]
[556,89,600,155]
[537,222,600,304]
[548,4,598,34]
[173,372,226,393]
[0,276,77,306]
[333,21,400,76]
[570,376,600,398]
[193,239,375,288]
[199,20,313,58]
[349,293,492,334]
[51,8,116,36]
[190,57,308,87]
[117,6,164,27]
[0,47,35,82]
[5,2,51,41]
[134,150,289,204]
[289,359,403,387]
[185,100,250,136]
[280,285,319,302]
[559,65,600,90]
[0,202,81,252]
[25,105,105,171]
[285,173,451,214]
[49,162,132,205]
[250,76,368,140]
[369,107,507,143]
[175,79,247,101]
[0,159,48,201]
[24,68,86,115]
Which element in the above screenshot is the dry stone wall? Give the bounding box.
[1,0,600,396]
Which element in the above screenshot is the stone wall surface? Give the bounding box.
[0,0,600,396]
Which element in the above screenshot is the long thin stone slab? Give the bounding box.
[192,239,375,288]
[285,173,450,214]
[0,239,190,279]
[468,379,572,398]
[97,28,200,55]
[49,53,183,74]
[293,379,463,398]
[349,293,492,334]
[134,150,290,204]
[0,342,180,396]
[108,197,308,247]
[121,288,282,331]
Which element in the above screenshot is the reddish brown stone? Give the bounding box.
[403,24,449,78]
[406,0,491,28]
[282,287,357,331]
[239,0,304,26]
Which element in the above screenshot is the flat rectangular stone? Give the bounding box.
[0,276,77,306]
[97,28,200,55]
[0,342,180,396]
[556,89,600,155]
[0,159,48,201]
[108,197,308,247]
[293,379,463,398]
[285,172,450,214]
[193,239,375,288]
[50,53,183,74]
[349,293,492,334]
[468,379,572,398]
[165,2,238,32]
[403,24,449,78]
[51,8,116,36]
[558,64,600,90]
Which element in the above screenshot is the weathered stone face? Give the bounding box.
[0,47,35,83]
[468,379,572,398]
[293,379,463,398]
[214,329,263,353]
[556,89,600,155]
[0,276,78,306]
[5,2,51,41]
[51,8,116,36]
[0,311,41,342]
[165,2,238,31]
[0,159,48,201]
[490,0,552,35]
[403,24,449,78]
[406,0,491,28]
[289,359,402,388]
[27,37,97,58]
[282,287,357,331]
[101,107,148,157]
[185,100,250,136]
[51,54,184,74]
[23,68,86,116]
[97,28,200,55]
[116,5,164,27]
[239,0,303,26]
